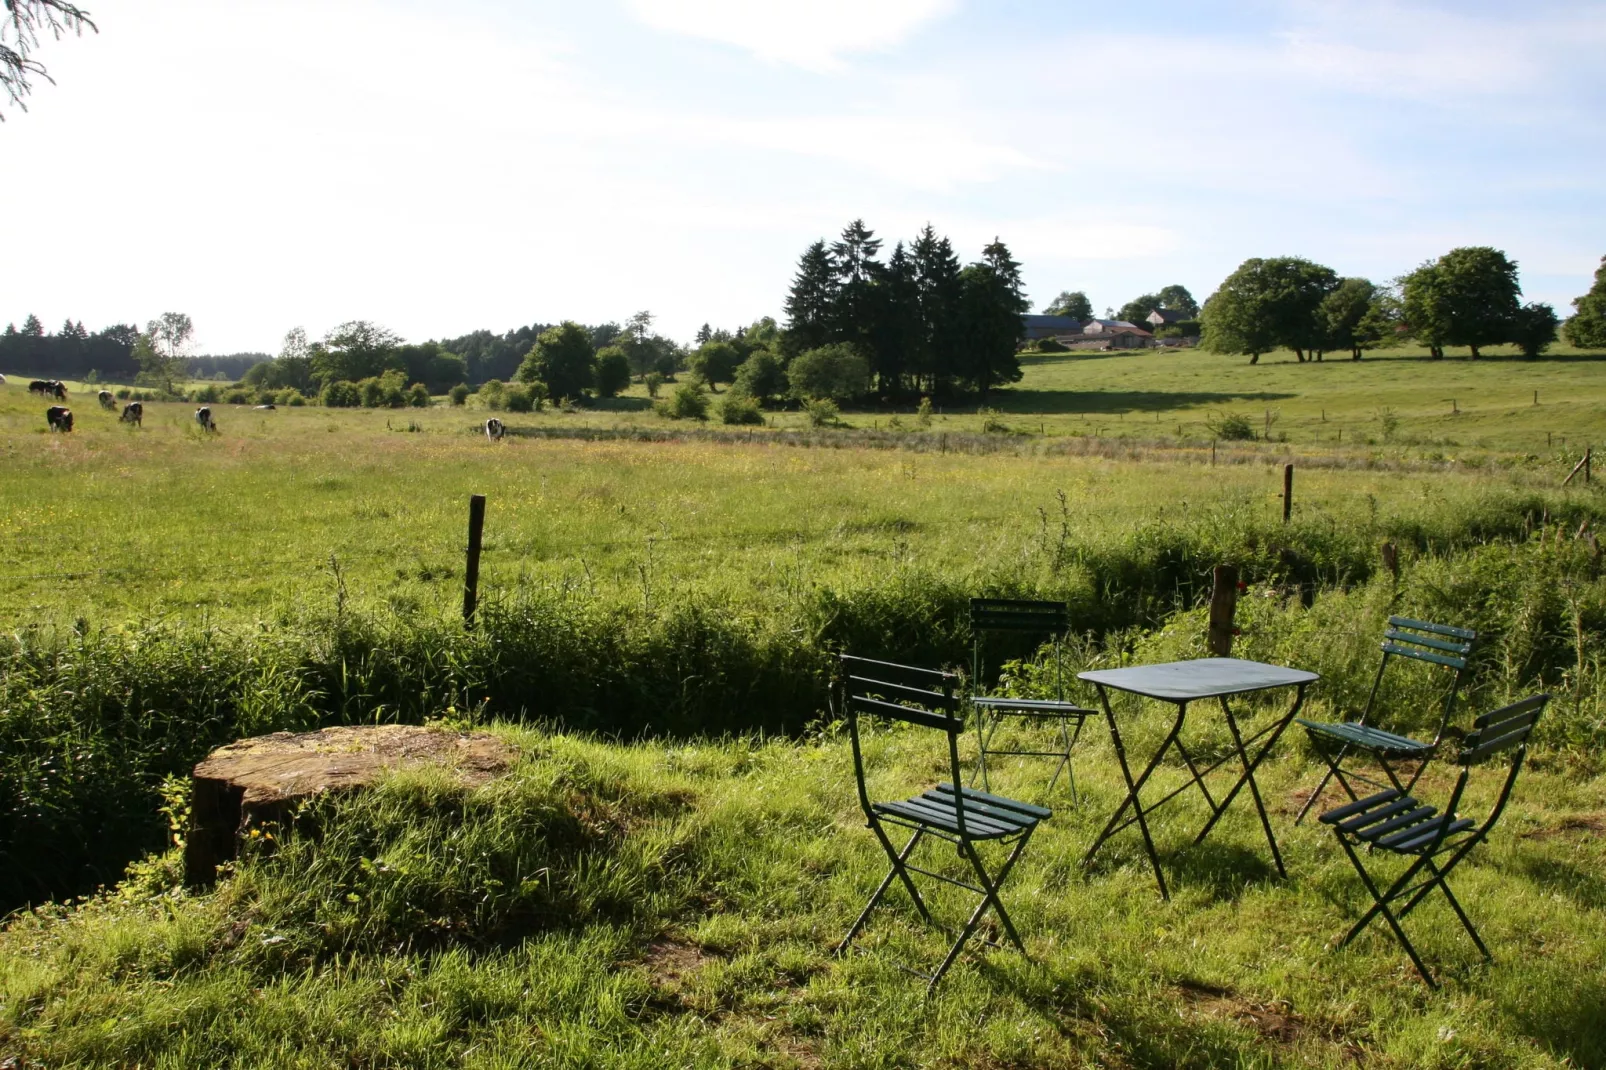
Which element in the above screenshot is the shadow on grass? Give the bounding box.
[1505,973,1606,1069]
[1511,854,1606,912]
[991,389,1298,416]
[1080,837,1276,903]
[588,396,654,412]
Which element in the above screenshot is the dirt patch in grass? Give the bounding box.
[1176,980,1305,1044]
[1522,813,1606,839]
[643,936,714,988]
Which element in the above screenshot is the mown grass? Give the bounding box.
[2,720,1602,1069]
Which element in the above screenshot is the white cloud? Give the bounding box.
[625,0,957,70]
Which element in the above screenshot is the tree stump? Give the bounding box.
[184,724,518,886]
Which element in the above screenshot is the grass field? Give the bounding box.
[3,348,1606,1068]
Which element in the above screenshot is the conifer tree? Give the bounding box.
[783,240,837,353]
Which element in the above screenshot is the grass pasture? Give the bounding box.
[3,349,1606,1067]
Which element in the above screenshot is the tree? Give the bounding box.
[910,224,963,393]
[594,346,631,397]
[2,1,96,119]
[783,240,837,353]
[1200,257,1337,364]
[1511,302,1559,359]
[314,321,403,384]
[956,238,1028,396]
[688,340,740,390]
[516,321,595,401]
[1563,256,1606,349]
[132,333,184,393]
[1155,284,1199,318]
[733,349,786,403]
[1043,290,1092,321]
[1117,293,1162,326]
[1399,261,1451,358]
[787,343,870,401]
[1434,246,1521,359]
[694,323,713,347]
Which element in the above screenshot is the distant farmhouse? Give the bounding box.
[1021,314,1166,350]
[1145,308,1189,329]
[1021,314,1084,341]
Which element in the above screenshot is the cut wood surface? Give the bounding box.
[185,725,518,885]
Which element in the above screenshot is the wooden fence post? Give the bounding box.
[1381,541,1399,583]
[464,494,486,628]
[1283,463,1294,524]
[1208,565,1239,656]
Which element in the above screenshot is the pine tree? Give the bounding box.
[784,240,837,353]
[910,225,963,395]
[956,239,1028,396]
[869,241,920,396]
[21,314,43,336]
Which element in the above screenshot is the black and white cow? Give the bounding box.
[46,406,73,432]
[484,417,505,441]
[120,401,144,426]
[195,406,217,432]
[97,389,116,410]
[28,379,52,396]
[253,403,276,410]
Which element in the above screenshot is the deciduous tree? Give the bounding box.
[1043,290,1092,320]
[517,321,595,401]
[1433,246,1521,359]
[688,340,740,390]
[1511,302,1559,359]
[594,346,631,397]
[1201,257,1336,364]
[787,343,870,402]
[1563,256,1606,349]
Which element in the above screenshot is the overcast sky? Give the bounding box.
[6,0,1604,353]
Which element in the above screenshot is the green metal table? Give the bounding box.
[1079,657,1318,899]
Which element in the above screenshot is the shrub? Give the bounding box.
[662,382,709,420]
[916,396,934,427]
[719,391,764,425]
[321,380,362,408]
[594,348,631,398]
[448,383,470,406]
[224,389,252,405]
[788,343,870,402]
[517,322,596,402]
[644,372,664,398]
[804,397,841,427]
[1034,337,1068,352]
[478,380,508,410]
[193,384,222,404]
[114,387,131,400]
[978,407,1009,434]
[407,383,431,408]
[733,350,786,402]
[281,389,307,407]
[688,340,740,390]
[504,385,534,413]
[1208,412,1256,441]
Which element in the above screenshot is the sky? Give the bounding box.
[4,0,1604,353]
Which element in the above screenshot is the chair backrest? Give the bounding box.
[838,654,967,829]
[970,598,1070,700]
[1361,616,1476,744]
[1439,693,1550,848]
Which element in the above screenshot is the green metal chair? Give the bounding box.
[1319,693,1548,987]
[834,654,1051,995]
[970,599,1095,802]
[1294,617,1475,825]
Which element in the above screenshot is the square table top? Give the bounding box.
[1078,657,1319,702]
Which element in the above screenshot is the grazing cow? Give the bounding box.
[46,406,73,432]
[0,373,6,384]
[252,403,276,410]
[484,417,505,441]
[28,379,51,396]
[120,401,143,426]
[46,380,66,400]
[98,389,116,410]
[195,406,217,432]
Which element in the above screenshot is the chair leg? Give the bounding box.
[1335,835,1438,987]
[1295,740,1356,826]
[928,832,1033,994]
[1064,718,1085,805]
[837,825,928,956]
[1410,856,1492,962]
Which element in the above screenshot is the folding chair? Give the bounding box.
[969,599,1095,802]
[1319,693,1548,987]
[1294,616,1475,824]
[834,654,1052,994]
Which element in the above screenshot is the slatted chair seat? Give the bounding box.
[1320,694,1548,987]
[969,599,1094,801]
[835,655,1051,994]
[1298,721,1431,758]
[1295,617,1475,824]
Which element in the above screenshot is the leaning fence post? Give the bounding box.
[464,493,486,627]
[1208,565,1239,656]
[1283,463,1294,524]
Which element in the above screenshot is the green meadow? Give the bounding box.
[3,347,1606,1068]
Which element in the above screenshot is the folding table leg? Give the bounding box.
[837,825,928,956]
[1083,686,1182,900]
[1194,695,1288,877]
[1193,686,1308,876]
[1293,742,1351,825]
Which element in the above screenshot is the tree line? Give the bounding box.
[1197,247,1595,364]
